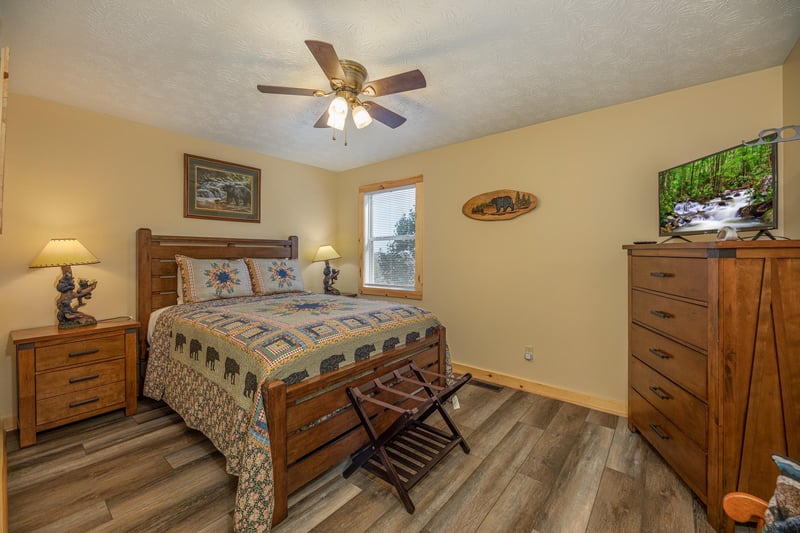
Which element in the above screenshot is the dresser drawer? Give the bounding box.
[630,357,707,448]
[629,389,707,498]
[631,257,707,301]
[36,381,125,426]
[36,359,125,400]
[35,334,125,371]
[631,290,707,349]
[630,323,707,400]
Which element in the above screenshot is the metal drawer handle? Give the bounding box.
[69,348,100,358]
[649,272,675,278]
[69,396,100,408]
[650,310,673,319]
[649,423,670,440]
[69,374,99,384]
[648,386,671,400]
[649,348,672,360]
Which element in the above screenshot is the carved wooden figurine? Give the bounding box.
[56,271,98,328]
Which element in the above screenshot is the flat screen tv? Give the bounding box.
[658,139,778,237]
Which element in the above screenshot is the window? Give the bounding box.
[359,175,422,299]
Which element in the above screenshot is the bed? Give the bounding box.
[135,228,448,531]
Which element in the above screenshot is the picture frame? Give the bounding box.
[184,154,261,223]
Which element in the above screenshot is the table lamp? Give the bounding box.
[312,245,341,295]
[30,238,100,328]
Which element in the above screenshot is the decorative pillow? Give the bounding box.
[175,255,254,303]
[175,264,184,305]
[764,454,800,533]
[245,258,304,294]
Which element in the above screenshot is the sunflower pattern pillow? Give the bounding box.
[245,258,304,294]
[175,255,254,303]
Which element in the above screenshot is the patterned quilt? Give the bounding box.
[143,292,440,531]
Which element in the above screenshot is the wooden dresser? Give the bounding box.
[11,319,139,448]
[624,241,800,532]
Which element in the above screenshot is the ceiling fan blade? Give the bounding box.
[257,85,320,96]
[364,101,407,129]
[305,40,346,82]
[313,108,330,128]
[362,69,426,96]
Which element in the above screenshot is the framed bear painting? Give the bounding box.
[184,154,261,223]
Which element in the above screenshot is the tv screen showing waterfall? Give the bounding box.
[658,139,778,236]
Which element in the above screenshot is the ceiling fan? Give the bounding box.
[257,40,426,131]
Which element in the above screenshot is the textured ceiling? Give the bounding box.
[0,1,798,172]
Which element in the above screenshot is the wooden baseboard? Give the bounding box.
[1,426,7,533]
[452,362,626,417]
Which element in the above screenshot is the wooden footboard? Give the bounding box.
[264,326,446,526]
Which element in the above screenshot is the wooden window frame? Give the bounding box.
[359,175,423,300]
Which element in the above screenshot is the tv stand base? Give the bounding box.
[750,230,776,240]
[659,235,692,244]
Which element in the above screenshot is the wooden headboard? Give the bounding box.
[136,228,299,359]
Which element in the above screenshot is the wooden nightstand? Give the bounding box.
[11,319,139,447]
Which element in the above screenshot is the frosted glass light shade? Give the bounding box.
[312,245,341,262]
[352,105,372,129]
[30,238,100,268]
[327,96,348,131]
[326,112,346,131]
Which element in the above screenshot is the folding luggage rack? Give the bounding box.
[343,362,472,513]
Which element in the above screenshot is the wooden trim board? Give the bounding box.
[452,362,626,416]
[1,425,7,533]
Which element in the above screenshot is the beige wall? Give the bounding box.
[783,39,800,237]
[336,67,785,408]
[1,63,792,423]
[0,95,337,423]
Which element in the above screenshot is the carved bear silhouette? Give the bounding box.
[405,331,420,344]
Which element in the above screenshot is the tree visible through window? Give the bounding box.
[359,176,422,299]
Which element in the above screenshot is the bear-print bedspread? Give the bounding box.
[143,291,440,531]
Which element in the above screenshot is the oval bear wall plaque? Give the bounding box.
[462,189,538,221]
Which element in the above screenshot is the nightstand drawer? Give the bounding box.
[36,359,125,400]
[36,381,125,426]
[35,334,125,371]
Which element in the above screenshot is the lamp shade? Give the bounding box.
[313,245,341,263]
[30,238,100,268]
[327,96,348,131]
[352,105,373,129]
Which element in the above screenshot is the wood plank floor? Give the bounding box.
[6,382,752,532]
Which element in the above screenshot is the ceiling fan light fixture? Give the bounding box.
[352,105,372,129]
[326,112,346,131]
[326,95,348,130]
